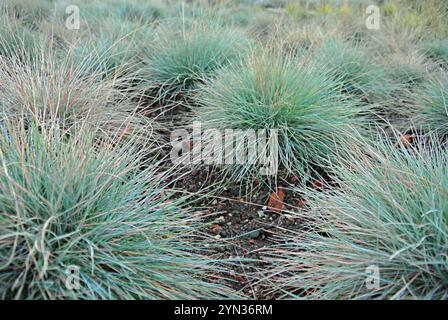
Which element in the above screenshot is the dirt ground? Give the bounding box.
[167,166,308,298]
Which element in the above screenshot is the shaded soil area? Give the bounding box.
[171,168,308,299]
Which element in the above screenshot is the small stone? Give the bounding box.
[257,210,265,218]
[212,199,218,205]
[215,216,225,223]
[248,229,262,239]
[262,205,267,210]
[214,234,221,239]
[227,222,232,226]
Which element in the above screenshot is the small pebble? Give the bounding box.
[215,216,225,223]
[248,229,261,239]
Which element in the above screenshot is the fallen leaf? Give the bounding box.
[400,134,413,147]
[312,179,323,189]
[290,175,300,184]
[210,224,222,235]
[297,198,306,208]
[267,186,285,213]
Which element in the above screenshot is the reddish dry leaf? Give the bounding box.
[248,239,255,245]
[400,134,413,146]
[297,198,306,208]
[312,179,323,189]
[267,186,285,213]
[235,275,245,283]
[290,175,300,184]
[395,134,414,148]
[210,224,222,235]
[208,274,220,280]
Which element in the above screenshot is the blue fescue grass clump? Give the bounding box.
[409,73,448,138]
[111,0,166,23]
[194,50,368,183]
[260,134,448,299]
[0,42,157,142]
[73,0,167,25]
[0,0,51,28]
[138,19,250,105]
[69,19,153,77]
[0,118,239,299]
[0,15,41,61]
[424,39,448,65]
[314,38,395,104]
[385,50,429,87]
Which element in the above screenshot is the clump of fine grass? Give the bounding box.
[424,39,448,66]
[260,133,448,299]
[386,50,429,87]
[0,118,239,299]
[408,73,448,138]
[69,19,152,77]
[397,0,448,36]
[0,0,52,28]
[0,15,41,61]
[0,41,157,142]
[138,19,250,106]
[194,50,368,184]
[67,0,167,25]
[111,0,166,23]
[314,38,395,104]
